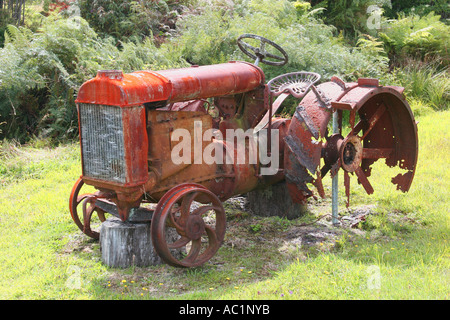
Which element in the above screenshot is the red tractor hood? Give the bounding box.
[75,61,265,107]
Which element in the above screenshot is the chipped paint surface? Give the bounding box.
[76,62,264,107]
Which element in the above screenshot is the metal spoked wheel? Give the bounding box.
[69,178,107,239]
[151,183,226,268]
[283,80,418,209]
[321,103,393,208]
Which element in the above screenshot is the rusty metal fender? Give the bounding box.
[284,77,418,203]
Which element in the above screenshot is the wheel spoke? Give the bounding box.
[240,41,258,53]
[168,236,190,249]
[183,239,202,264]
[259,41,266,52]
[76,193,91,204]
[96,209,106,222]
[361,104,386,140]
[204,225,219,248]
[264,52,285,61]
[321,163,332,178]
[192,205,222,216]
[354,166,374,195]
[312,169,325,199]
[168,206,183,229]
[180,192,199,216]
[82,198,98,238]
[352,104,387,139]
[344,171,350,208]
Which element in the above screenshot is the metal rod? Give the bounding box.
[332,110,340,226]
[267,86,272,155]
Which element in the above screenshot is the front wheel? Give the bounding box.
[151,184,226,268]
[69,178,106,239]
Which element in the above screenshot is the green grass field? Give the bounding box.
[0,110,448,300]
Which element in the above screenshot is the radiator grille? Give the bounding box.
[79,104,127,183]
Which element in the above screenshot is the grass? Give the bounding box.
[0,109,448,300]
[383,60,450,112]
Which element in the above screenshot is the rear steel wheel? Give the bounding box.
[283,78,418,207]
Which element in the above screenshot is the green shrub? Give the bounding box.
[172,1,388,82]
[0,9,13,47]
[0,0,396,141]
[356,34,389,68]
[382,0,449,20]
[78,0,196,42]
[379,12,450,66]
[382,60,449,111]
[292,1,312,16]
[0,13,187,142]
[306,0,393,39]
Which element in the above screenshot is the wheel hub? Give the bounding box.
[185,215,206,240]
[340,135,363,172]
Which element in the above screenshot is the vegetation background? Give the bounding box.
[0,0,448,300]
[0,0,448,142]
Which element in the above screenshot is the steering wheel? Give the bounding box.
[237,34,288,66]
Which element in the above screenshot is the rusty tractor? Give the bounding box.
[69,34,418,267]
